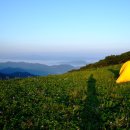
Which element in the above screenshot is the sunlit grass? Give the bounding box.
[0,64,130,129]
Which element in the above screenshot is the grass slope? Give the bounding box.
[0,64,130,129]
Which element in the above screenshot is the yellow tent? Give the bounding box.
[116,61,130,83]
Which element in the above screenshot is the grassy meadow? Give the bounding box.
[0,64,130,129]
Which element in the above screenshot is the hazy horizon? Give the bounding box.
[1,0,130,65]
[0,49,129,67]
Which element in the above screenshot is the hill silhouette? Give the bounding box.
[0,72,35,80]
[70,51,130,72]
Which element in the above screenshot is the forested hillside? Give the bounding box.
[71,51,130,71]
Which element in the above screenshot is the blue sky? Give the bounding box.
[0,0,130,62]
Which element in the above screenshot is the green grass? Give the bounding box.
[0,64,130,129]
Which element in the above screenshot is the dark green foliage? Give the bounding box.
[0,64,130,129]
[71,51,130,72]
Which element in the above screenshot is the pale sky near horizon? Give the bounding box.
[0,0,130,61]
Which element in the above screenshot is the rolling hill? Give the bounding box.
[0,72,12,80]
[0,67,27,74]
[0,72,35,80]
[0,63,130,129]
[70,51,130,72]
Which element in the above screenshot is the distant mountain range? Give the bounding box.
[0,62,74,78]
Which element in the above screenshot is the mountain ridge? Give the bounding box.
[0,62,74,76]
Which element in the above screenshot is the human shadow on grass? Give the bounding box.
[108,69,119,79]
[80,74,102,130]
